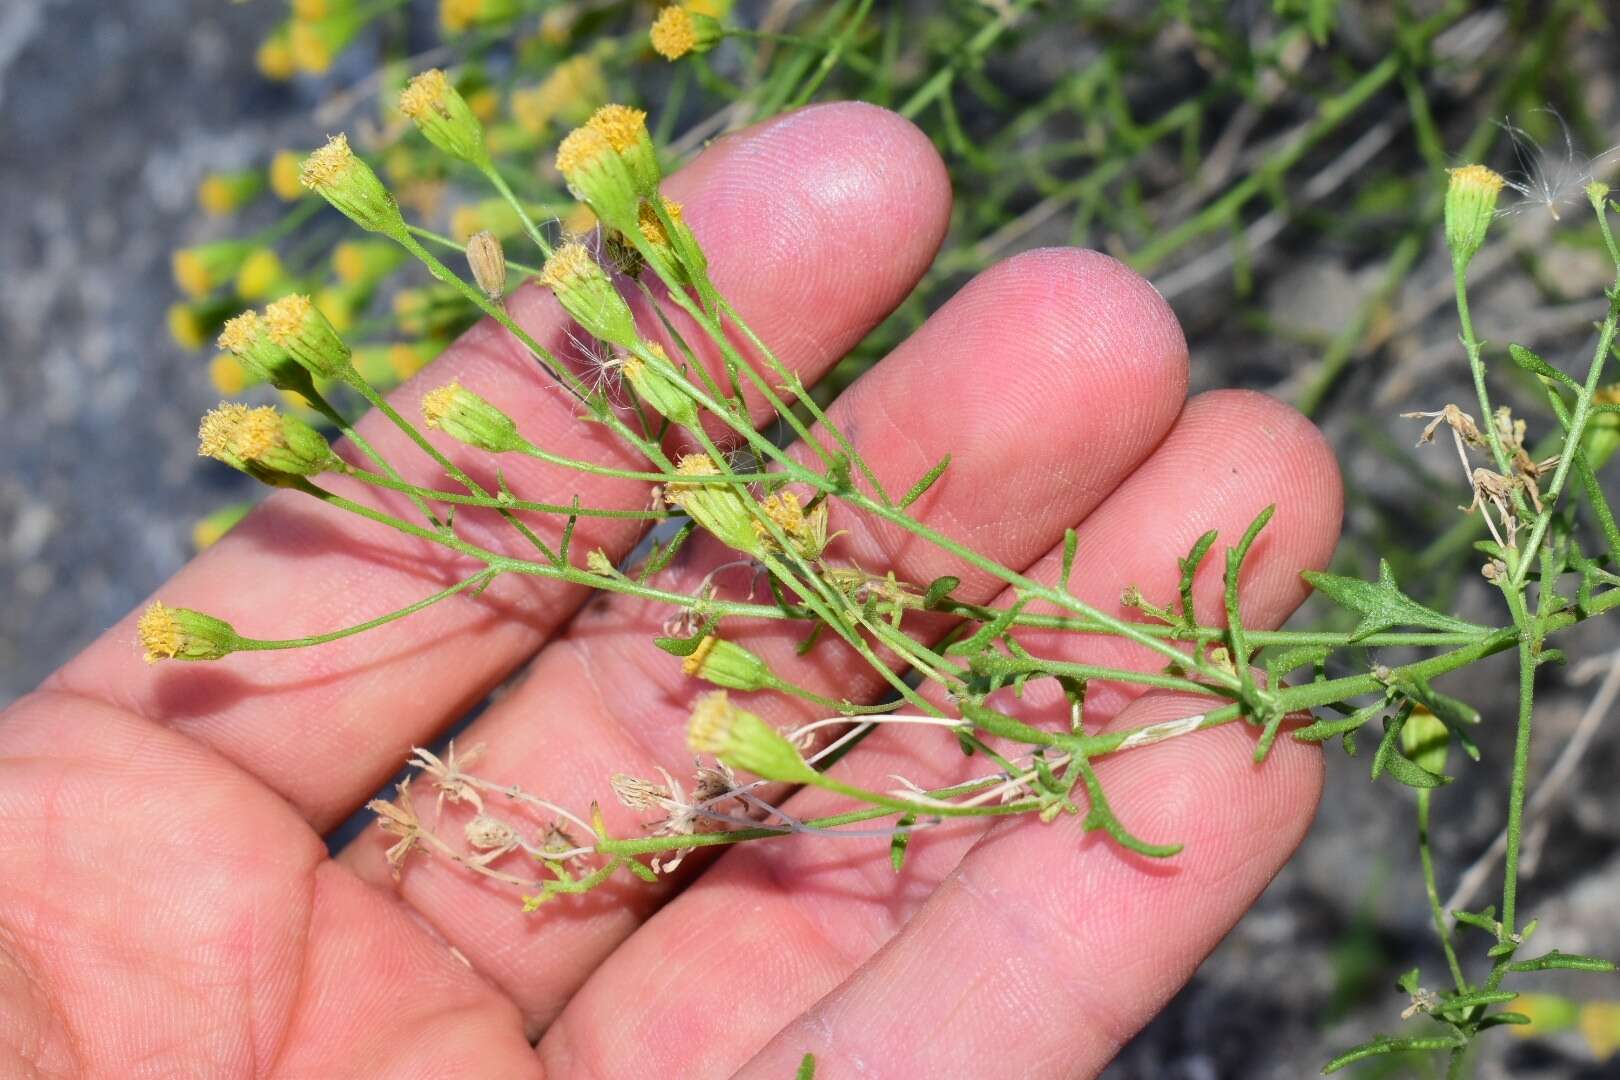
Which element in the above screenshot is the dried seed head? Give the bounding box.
[610,773,674,811]
[137,601,240,663]
[367,777,424,878]
[464,814,519,851]
[465,229,507,300]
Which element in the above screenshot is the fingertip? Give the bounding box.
[666,101,952,356]
[988,247,1190,398]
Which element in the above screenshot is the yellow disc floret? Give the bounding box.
[538,241,597,290]
[651,7,697,60]
[399,68,451,120]
[264,293,314,345]
[586,104,648,153]
[138,602,185,663]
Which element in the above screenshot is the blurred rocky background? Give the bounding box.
[2,1,1618,1076]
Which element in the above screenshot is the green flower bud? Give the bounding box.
[216,310,318,399]
[299,133,408,238]
[538,242,640,348]
[663,454,763,556]
[585,105,660,195]
[622,345,697,426]
[399,69,492,170]
[687,691,815,783]
[198,403,337,485]
[421,380,523,453]
[554,125,641,230]
[172,240,253,299]
[265,294,354,380]
[682,635,777,692]
[1444,164,1505,268]
[138,601,241,663]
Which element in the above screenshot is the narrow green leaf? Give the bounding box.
[898,453,950,509]
[653,618,717,657]
[1177,528,1219,623]
[796,1053,817,1080]
[639,521,695,582]
[923,575,961,610]
[1060,528,1079,593]
[1323,1034,1465,1073]
[1508,343,1581,389]
[890,815,916,873]
[1506,950,1616,973]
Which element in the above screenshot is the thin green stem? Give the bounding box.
[235,571,493,650]
[1418,788,1469,991]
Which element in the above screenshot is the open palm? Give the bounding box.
[1,103,1342,1078]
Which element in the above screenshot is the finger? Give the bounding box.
[341,248,1192,1027]
[738,689,1323,1079]
[46,102,951,827]
[542,390,1341,1076]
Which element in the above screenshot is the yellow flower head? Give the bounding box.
[228,406,283,463]
[137,601,239,663]
[1444,164,1507,266]
[420,380,522,452]
[209,353,249,395]
[266,292,353,378]
[198,402,252,460]
[256,29,295,81]
[686,691,815,782]
[421,381,460,427]
[651,7,697,60]
[199,401,333,480]
[399,68,452,120]
[687,690,738,754]
[587,104,648,153]
[637,197,682,246]
[555,125,615,179]
[651,6,722,61]
[167,302,208,350]
[138,602,184,663]
[216,310,263,355]
[269,150,304,201]
[538,240,598,290]
[234,248,286,301]
[301,133,358,190]
[264,293,314,345]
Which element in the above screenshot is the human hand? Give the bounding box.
[0,102,1341,1078]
